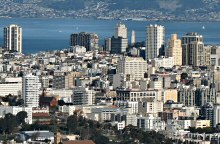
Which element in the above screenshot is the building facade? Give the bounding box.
[146,24,165,60]
[70,32,99,51]
[4,24,22,53]
[166,34,182,66]
[22,74,41,107]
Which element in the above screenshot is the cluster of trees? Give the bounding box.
[0,111,27,134]
[66,114,109,144]
[65,113,173,144]
[1,94,24,106]
[189,127,220,134]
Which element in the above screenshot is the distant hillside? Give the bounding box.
[35,0,219,12]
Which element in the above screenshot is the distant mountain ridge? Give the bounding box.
[2,0,220,21]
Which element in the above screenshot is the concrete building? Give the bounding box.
[117,56,148,81]
[151,57,174,69]
[70,32,99,51]
[210,45,220,67]
[0,78,22,96]
[137,114,165,131]
[71,87,93,105]
[146,24,165,60]
[69,45,86,54]
[22,74,41,108]
[138,99,163,115]
[213,104,220,127]
[116,89,162,101]
[110,36,128,54]
[166,34,182,66]
[191,120,210,128]
[131,30,135,46]
[4,24,22,53]
[182,32,210,66]
[0,106,32,124]
[115,23,127,39]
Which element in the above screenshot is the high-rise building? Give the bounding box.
[166,34,182,66]
[22,74,41,107]
[182,32,210,66]
[4,24,22,53]
[117,56,148,81]
[146,25,165,60]
[131,30,136,46]
[70,32,99,51]
[115,23,127,39]
[110,36,128,54]
[110,23,128,54]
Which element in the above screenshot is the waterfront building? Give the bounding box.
[4,24,22,53]
[70,32,99,51]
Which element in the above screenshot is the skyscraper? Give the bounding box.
[166,34,182,66]
[131,30,136,46]
[70,32,99,51]
[146,25,165,60]
[115,23,127,39]
[110,23,128,54]
[182,32,210,66]
[4,24,22,53]
[22,74,41,107]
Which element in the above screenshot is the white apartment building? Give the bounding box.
[22,74,41,108]
[116,89,162,101]
[151,57,174,69]
[0,106,32,124]
[126,114,137,126]
[71,87,93,105]
[117,56,148,81]
[138,99,163,115]
[137,114,165,131]
[70,45,86,54]
[0,77,22,96]
[59,105,76,116]
[115,23,127,39]
[4,24,22,53]
[146,24,165,60]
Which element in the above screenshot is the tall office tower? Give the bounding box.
[166,34,182,66]
[70,32,99,51]
[110,36,128,54]
[146,24,165,60]
[115,23,127,39]
[4,24,22,53]
[131,30,136,46]
[117,56,148,81]
[110,23,128,54]
[182,32,210,66]
[22,74,41,107]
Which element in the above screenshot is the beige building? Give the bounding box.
[191,120,210,128]
[166,34,182,66]
[117,56,148,81]
[182,32,210,66]
[162,89,178,103]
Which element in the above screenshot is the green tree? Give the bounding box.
[5,113,17,134]
[66,114,78,133]
[16,111,27,125]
